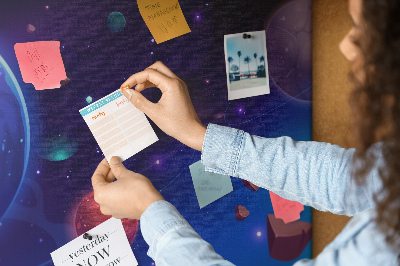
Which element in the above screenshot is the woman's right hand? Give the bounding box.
[120,61,207,152]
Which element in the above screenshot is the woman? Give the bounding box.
[91,0,400,264]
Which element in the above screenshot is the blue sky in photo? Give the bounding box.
[226,32,267,73]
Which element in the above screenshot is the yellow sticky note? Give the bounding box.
[137,0,191,44]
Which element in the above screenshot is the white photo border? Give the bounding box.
[224,30,270,100]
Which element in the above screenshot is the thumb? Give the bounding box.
[122,88,154,115]
[109,156,128,178]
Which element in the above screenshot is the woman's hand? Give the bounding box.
[120,61,207,152]
[91,157,164,220]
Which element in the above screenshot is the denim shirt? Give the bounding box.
[140,124,399,265]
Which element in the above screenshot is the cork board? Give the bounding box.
[312,0,353,257]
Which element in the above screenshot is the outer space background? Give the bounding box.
[0,0,312,265]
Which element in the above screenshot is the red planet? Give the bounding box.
[74,192,138,243]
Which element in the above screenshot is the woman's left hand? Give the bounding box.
[91,157,164,220]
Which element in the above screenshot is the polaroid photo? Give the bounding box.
[224,30,270,100]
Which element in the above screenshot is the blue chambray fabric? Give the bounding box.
[140,123,399,265]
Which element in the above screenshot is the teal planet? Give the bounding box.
[37,133,79,161]
[107,12,126,32]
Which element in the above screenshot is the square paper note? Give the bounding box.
[189,160,233,209]
[80,89,158,162]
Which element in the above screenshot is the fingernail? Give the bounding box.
[123,89,133,100]
[110,156,122,165]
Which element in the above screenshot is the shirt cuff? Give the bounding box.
[201,123,245,176]
[140,200,192,260]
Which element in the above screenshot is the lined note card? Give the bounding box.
[79,89,158,162]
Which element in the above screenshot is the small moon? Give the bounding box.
[107,12,126,32]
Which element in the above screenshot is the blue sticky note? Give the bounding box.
[189,160,233,209]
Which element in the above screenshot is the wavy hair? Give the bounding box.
[349,0,400,254]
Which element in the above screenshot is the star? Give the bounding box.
[257,231,261,237]
[37,170,40,174]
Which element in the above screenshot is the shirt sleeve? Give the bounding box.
[201,123,384,216]
[140,200,236,266]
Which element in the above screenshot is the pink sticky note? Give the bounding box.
[269,191,304,224]
[14,41,68,90]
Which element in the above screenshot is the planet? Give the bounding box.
[265,0,312,101]
[0,55,29,222]
[86,96,93,104]
[107,12,126,32]
[75,192,138,243]
[36,132,79,161]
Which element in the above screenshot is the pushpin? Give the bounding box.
[120,84,130,93]
[243,33,251,39]
[83,233,96,240]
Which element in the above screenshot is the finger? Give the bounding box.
[121,88,158,115]
[146,61,178,79]
[92,158,111,189]
[99,206,111,216]
[105,170,116,183]
[109,156,129,178]
[133,61,177,92]
[121,68,173,94]
[135,81,157,92]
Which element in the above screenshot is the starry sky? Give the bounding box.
[0,0,312,265]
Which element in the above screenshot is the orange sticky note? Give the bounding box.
[14,41,68,90]
[137,0,191,44]
[269,191,304,224]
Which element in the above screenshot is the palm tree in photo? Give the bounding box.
[227,56,233,73]
[253,53,257,75]
[227,56,234,83]
[259,55,266,77]
[260,55,265,71]
[237,51,242,77]
[244,56,251,78]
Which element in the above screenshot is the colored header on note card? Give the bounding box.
[80,90,123,116]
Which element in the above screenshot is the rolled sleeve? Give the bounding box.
[201,123,245,176]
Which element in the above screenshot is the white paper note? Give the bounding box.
[51,218,137,266]
[79,89,158,162]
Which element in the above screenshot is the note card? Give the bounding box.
[269,191,304,224]
[79,89,158,163]
[189,161,233,209]
[51,218,138,266]
[14,41,68,90]
[137,0,191,44]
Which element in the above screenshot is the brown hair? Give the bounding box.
[349,0,400,253]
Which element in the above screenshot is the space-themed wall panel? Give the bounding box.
[0,0,312,265]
